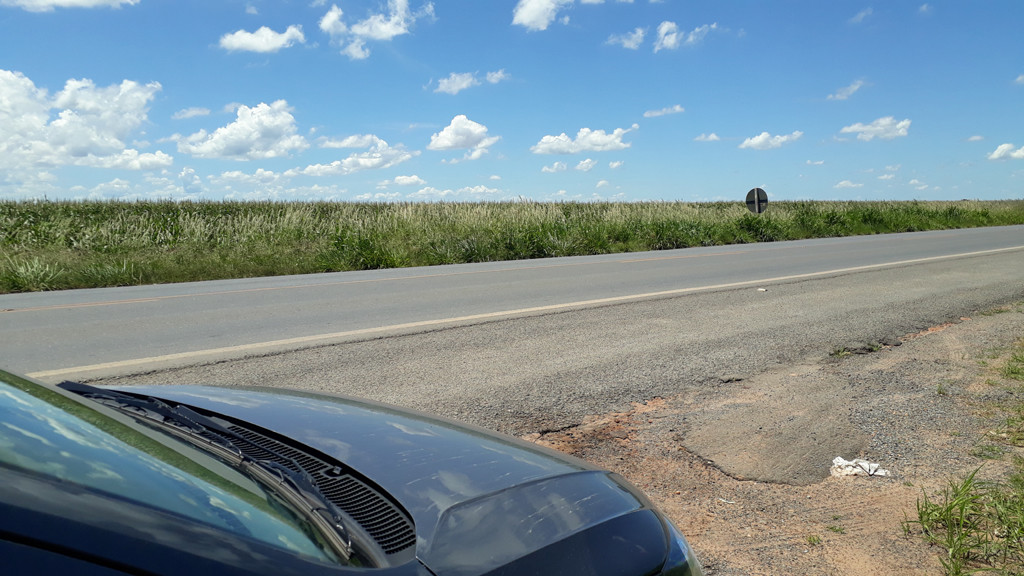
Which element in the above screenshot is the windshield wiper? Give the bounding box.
[58,381,353,562]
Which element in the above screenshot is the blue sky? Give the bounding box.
[1,0,1022,202]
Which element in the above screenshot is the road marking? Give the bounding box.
[25,243,1024,380]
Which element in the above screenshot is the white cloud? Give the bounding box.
[435,70,508,94]
[408,184,505,201]
[967,135,984,142]
[219,25,305,53]
[653,21,679,52]
[840,116,911,141]
[609,160,624,169]
[1,0,137,11]
[827,79,864,101]
[1016,74,1024,85]
[436,72,480,95]
[607,27,645,50]
[575,158,597,172]
[878,173,895,180]
[834,180,863,189]
[542,161,567,173]
[739,130,803,150]
[531,124,638,154]
[172,107,211,120]
[393,174,426,185]
[694,133,720,142]
[988,143,1024,160]
[177,100,309,160]
[654,21,717,52]
[486,69,509,84]
[427,115,500,161]
[643,104,684,118]
[320,0,434,60]
[287,139,418,176]
[512,0,573,31]
[918,4,931,14]
[908,178,928,190]
[806,160,824,166]
[0,70,172,182]
[849,7,872,24]
[596,180,610,188]
[319,134,386,148]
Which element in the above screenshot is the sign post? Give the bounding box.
[745,188,768,214]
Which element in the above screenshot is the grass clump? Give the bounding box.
[906,465,1024,576]
[2,199,1023,293]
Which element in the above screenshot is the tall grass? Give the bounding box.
[1,199,1022,293]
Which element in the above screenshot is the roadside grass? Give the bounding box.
[1,199,1023,293]
[906,334,1024,575]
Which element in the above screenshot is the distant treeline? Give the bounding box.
[2,199,1022,293]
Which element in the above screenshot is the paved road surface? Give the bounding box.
[2,226,1022,384]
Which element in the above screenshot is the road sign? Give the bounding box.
[745,188,768,214]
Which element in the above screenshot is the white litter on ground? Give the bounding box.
[830,457,890,477]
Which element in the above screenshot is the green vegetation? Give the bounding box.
[907,466,1024,576]
[906,334,1024,575]
[2,199,1023,293]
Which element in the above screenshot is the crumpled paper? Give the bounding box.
[830,457,890,477]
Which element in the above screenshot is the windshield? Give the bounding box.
[0,374,339,564]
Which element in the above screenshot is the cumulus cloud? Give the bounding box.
[427,115,500,161]
[739,130,803,150]
[607,27,645,49]
[988,143,1024,160]
[435,70,509,94]
[287,138,418,176]
[512,0,573,31]
[393,174,426,185]
[654,21,717,52]
[318,134,386,149]
[575,158,597,172]
[531,124,638,154]
[436,72,479,95]
[828,79,865,100]
[319,0,434,60]
[219,25,305,53]
[840,116,911,141]
[407,184,505,201]
[173,107,211,119]
[1,0,137,11]
[542,161,567,173]
[834,180,863,188]
[177,100,309,160]
[643,104,684,118]
[0,70,173,179]
[609,160,624,169]
[694,133,720,142]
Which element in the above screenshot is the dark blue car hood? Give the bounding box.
[113,385,659,574]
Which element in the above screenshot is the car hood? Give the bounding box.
[112,385,656,574]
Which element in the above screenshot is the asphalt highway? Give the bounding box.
[2,225,1022,385]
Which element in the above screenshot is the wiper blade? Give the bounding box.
[58,381,353,561]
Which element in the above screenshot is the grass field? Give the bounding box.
[1,199,1023,293]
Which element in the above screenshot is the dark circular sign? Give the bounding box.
[745,188,768,214]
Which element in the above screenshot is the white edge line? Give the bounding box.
[27,245,1024,380]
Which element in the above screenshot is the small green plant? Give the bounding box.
[937,382,949,396]
[1003,346,1024,381]
[906,465,1024,575]
[806,534,822,546]
[970,444,1005,460]
[826,525,846,534]
[831,347,851,358]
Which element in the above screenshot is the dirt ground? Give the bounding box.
[522,303,1024,575]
